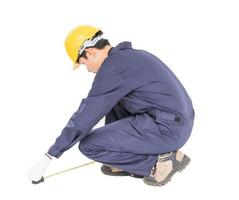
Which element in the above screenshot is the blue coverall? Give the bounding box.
[48,42,195,177]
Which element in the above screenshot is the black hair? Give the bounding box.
[75,31,110,62]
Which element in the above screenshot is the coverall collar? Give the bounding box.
[108,42,132,55]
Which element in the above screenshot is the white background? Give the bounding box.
[0,0,238,199]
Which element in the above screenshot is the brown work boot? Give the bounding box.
[143,151,191,186]
[101,164,143,178]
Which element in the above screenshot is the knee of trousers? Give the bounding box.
[78,138,91,156]
[78,137,98,159]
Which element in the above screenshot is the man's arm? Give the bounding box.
[47,67,132,158]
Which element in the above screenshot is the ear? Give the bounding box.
[85,48,96,57]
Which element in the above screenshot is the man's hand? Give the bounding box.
[27,153,53,184]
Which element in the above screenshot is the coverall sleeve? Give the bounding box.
[47,67,131,158]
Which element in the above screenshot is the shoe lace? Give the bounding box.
[152,152,174,176]
[152,162,157,176]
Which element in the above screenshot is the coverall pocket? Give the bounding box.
[148,110,182,136]
[153,111,183,126]
[131,113,158,133]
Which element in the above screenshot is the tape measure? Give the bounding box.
[32,161,96,184]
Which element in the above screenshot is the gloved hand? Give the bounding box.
[27,153,53,184]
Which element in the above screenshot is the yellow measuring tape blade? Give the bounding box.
[44,161,96,179]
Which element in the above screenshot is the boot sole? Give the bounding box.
[101,165,143,178]
[143,155,191,186]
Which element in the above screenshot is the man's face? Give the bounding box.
[79,48,102,73]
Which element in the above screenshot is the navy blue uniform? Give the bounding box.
[48,42,195,176]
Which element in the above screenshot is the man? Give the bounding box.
[27,25,195,186]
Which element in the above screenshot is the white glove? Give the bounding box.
[27,153,53,183]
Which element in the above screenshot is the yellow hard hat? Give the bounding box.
[64,25,101,70]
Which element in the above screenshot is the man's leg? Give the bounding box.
[79,110,193,186]
[79,113,186,177]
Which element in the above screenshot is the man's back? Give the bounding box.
[104,42,194,119]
